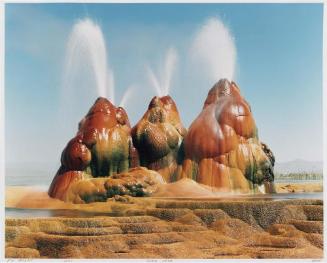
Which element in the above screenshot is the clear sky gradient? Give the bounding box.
[5,3,323,173]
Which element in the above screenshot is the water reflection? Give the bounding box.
[5,207,122,218]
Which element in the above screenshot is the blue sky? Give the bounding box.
[5,3,323,173]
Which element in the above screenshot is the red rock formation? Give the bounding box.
[49,97,139,200]
[49,81,275,201]
[132,96,187,182]
[180,79,275,193]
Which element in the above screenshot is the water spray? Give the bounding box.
[146,47,178,96]
[63,18,115,102]
[191,18,237,83]
[119,85,135,108]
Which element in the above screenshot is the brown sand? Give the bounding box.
[5,186,156,214]
[5,178,223,210]
[152,178,218,197]
[6,186,69,209]
[5,198,323,259]
[6,180,322,211]
[275,182,323,193]
[5,181,323,259]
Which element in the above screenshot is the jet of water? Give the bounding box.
[119,85,135,109]
[190,18,237,82]
[63,18,115,102]
[162,47,178,96]
[146,47,178,96]
[107,69,115,104]
[146,66,162,97]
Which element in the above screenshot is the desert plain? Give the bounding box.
[5,180,323,259]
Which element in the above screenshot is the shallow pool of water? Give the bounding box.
[5,207,124,218]
[152,192,323,201]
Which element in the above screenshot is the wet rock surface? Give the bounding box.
[5,198,323,259]
[61,167,165,203]
[49,97,139,200]
[49,79,278,202]
[132,95,186,182]
[181,79,275,193]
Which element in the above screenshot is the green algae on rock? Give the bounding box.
[63,167,165,204]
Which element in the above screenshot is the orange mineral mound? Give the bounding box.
[152,178,217,198]
[180,79,275,193]
[49,97,139,200]
[132,96,187,183]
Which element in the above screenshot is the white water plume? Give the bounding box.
[191,18,236,82]
[162,47,178,96]
[146,66,162,97]
[119,85,135,109]
[63,18,115,102]
[147,47,178,96]
[107,69,115,104]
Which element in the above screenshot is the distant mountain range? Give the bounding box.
[274,159,323,174]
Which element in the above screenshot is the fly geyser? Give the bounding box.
[49,79,276,202]
[48,97,164,202]
[132,95,187,182]
[181,79,275,193]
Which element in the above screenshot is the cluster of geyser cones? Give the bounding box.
[49,79,276,203]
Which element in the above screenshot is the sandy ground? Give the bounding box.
[5,198,323,259]
[5,179,323,210]
[4,178,241,211]
[275,182,323,193]
[5,180,324,259]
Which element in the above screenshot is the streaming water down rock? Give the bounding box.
[132,95,187,183]
[49,79,276,202]
[181,79,276,193]
[48,97,142,201]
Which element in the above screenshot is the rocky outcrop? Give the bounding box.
[49,97,140,200]
[5,199,323,259]
[180,79,275,193]
[132,96,187,182]
[62,167,165,204]
[49,79,276,201]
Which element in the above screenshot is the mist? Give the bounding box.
[190,18,237,83]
